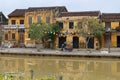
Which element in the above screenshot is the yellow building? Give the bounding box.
[24,6,67,47]
[3,9,26,47]
[56,11,100,49]
[3,6,120,49]
[101,13,120,48]
[3,6,67,47]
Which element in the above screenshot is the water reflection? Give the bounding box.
[0,56,120,80]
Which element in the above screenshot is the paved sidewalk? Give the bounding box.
[0,48,120,57]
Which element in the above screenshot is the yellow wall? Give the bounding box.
[111,33,117,47]
[9,17,25,25]
[3,17,25,44]
[111,22,119,29]
[102,21,119,48]
[56,16,98,49]
[24,11,55,43]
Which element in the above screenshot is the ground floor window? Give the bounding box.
[12,33,15,40]
[5,34,8,40]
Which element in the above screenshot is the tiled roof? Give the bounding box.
[102,13,120,22]
[58,11,100,17]
[27,6,67,12]
[8,9,27,17]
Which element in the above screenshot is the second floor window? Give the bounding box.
[37,16,41,23]
[20,20,24,24]
[28,16,32,25]
[11,20,16,25]
[69,22,74,29]
[12,33,15,40]
[105,22,111,30]
[5,34,8,40]
[58,22,63,29]
[46,16,50,23]
[77,22,82,29]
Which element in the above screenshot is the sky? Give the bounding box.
[0,0,120,17]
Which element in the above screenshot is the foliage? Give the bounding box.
[40,78,56,80]
[76,17,105,48]
[46,23,62,42]
[88,18,105,38]
[29,22,62,48]
[29,22,49,41]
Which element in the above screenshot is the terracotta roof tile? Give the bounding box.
[58,11,100,17]
[27,6,67,12]
[8,9,27,17]
[102,13,120,21]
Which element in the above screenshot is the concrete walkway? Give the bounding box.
[0,48,120,57]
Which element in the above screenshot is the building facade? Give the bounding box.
[2,6,120,49]
[3,6,67,47]
[101,13,120,48]
[3,9,26,47]
[56,11,100,49]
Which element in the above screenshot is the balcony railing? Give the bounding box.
[4,25,9,29]
[4,24,25,29]
[18,24,25,29]
[11,25,17,29]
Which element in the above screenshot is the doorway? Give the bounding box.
[59,37,66,48]
[117,36,120,47]
[73,37,79,48]
[87,37,94,49]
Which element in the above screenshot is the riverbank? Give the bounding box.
[0,48,120,58]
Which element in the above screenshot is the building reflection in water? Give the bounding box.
[0,56,120,80]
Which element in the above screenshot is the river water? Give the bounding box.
[0,55,120,80]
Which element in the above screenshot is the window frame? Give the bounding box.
[5,34,8,40]
[28,16,32,25]
[46,16,50,23]
[20,20,24,24]
[11,20,16,25]
[12,33,15,40]
[69,22,74,29]
[37,16,41,23]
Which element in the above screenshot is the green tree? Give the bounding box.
[29,22,61,49]
[45,23,62,48]
[76,18,105,49]
[29,22,49,43]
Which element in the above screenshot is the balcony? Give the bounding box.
[11,25,17,29]
[18,24,25,29]
[4,25,25,29]
[4,25,10,29]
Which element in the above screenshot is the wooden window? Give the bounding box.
[11,20,16,25]
[46,16,50,23]
[58,22,63,29]
[37,16,41,23]
[105,22,111,30]
[28,16,32,24]
[77,22,82,29]
[20,20,24,24]
[12,33,15,40]
[69,22,74,29]
[5,34,8,40]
